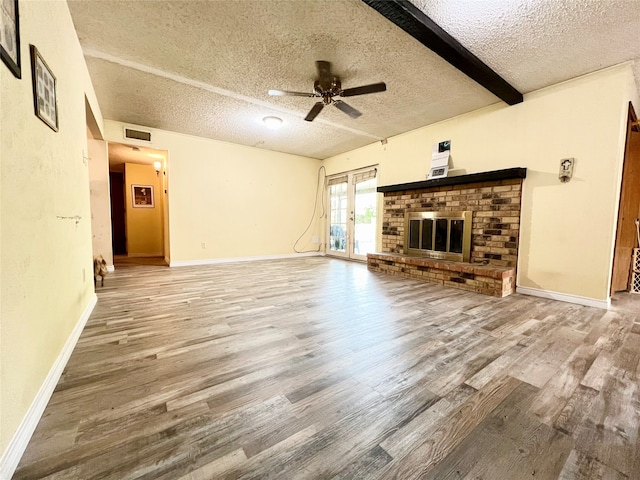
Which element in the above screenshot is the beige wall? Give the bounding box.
[103,121,323,262]
[323,65,637,302]
[124,163,164,256]
[88,138,113,266]
[0,0,101,458]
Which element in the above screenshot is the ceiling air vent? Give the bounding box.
[124,128,151,142]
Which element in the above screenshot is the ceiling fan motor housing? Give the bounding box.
[269,61,386,121]
[314,78,341,97]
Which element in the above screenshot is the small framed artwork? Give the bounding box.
[428,165,449,180]
[30,45,58,131]
[132,184,154,208]
[0,0,21,78]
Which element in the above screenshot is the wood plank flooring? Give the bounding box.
[13,257,640,479]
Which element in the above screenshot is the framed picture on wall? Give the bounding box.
[30,45,58,131]
[132,184,154,208]
[0,0,21,78]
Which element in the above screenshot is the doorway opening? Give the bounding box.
[611,102,640,294]
[108,142,170,267]
[327,166,377,261]
[85,97,114,272]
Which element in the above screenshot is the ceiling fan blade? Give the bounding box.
[268,89,316,97]
[340,82,387,97]
[316,60,332,83]
[334,100,362,119]
[304,102,324,122]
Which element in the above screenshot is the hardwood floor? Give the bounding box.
[13,257,640,479]
[113,255,168,267]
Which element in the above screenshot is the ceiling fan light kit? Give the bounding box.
[268,60,386,122]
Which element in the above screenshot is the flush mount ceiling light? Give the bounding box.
[262,116,283,130]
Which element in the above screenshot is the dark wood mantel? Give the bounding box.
[377,167,527,193]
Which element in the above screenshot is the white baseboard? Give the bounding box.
[106,265,115,273]
[0,294,97,480]
[516,285,610,309]
[170,251,324,267]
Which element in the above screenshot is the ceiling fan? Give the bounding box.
[268,61,387,122]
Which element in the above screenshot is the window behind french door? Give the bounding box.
[327,166,377,261]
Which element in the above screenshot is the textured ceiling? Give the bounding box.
[412,0,640,93]
[68,0,640,160]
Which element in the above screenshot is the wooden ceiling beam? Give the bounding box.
[362,0,523,105]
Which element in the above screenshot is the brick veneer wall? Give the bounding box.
[381,178,523,268]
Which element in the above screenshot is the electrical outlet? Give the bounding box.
[82,268,86,283]
[201,242,206,249]
[312,235,319,243]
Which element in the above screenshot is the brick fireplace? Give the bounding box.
[367,168,526,297]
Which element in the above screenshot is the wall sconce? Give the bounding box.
[153,161,162,176]
[559,158,574,183]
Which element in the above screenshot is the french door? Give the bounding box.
[327,166,377,261]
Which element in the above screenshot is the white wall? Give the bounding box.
[0,0,102,470]
[88,138,113,266]
[323,64,637,303]
[103,121,323,263]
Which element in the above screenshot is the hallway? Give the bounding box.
[113,255,168,268]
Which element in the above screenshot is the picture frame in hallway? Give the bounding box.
[0,0,20,78]
[132,184,154,208]
[30,45,58,132]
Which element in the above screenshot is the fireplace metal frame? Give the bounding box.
[404,210,472,262]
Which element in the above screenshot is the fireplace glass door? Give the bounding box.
[405,211,472,262]
[327,167,377,261]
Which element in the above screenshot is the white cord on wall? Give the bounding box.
[293,166,327,253]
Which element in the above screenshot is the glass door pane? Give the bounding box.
[329,181,348,255]
[352,177,377,260]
